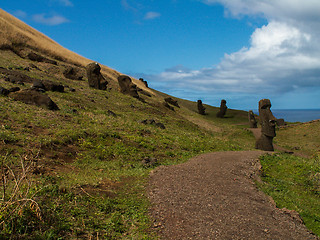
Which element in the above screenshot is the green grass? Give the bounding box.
[1,46,319,239]
[259,153,320,236]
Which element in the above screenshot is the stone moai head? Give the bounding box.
[197,100,206,115]
[248,110,257,128]
[117,75,139,98]
[259,99,276,137]
[216,99,227,118]
[255,99,276,151]
[86,62,108,90]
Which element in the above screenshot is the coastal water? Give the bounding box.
[252,109,320,123]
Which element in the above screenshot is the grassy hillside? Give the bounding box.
[1,9,319,239]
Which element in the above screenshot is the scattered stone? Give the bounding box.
[63,66,83,80]
[141,157,158,168]
[8,87,20,93]
[165,97,180,108]
[107,110,117,117]
[118,75,139,98]
[140,119,166,129]
[163,102,175,111]
[27,52,57,65]
[248,110,258,128]
[197,100,206,115]
[0,87,10,96]
[216,99,227,118]
[32,79,64,92]
[255,99,276,151]
[86,62,108,90]
[0,68,37,84]
[139,78,148,88]
[276,118,286,126]
[9,89,59,110]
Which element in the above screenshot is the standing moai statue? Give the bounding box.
[197,100,206,115]
[216,99,227,118]
[117,75,139,99]
[248,110,257,128]
[255,99,277,151]
[86,62,108,90]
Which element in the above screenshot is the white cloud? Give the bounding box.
[51,0,73,7]
[144,12,161,20]
[32,14,69,26]
[146,0,320,108]
[13,10,27,18]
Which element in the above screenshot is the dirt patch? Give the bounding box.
[148,151,318,239]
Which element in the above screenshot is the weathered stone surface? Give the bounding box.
[8,87,20,93]
[86,62,108,90]
[197,100,206,115]
[63,66,83,80]
[140,119,166,129]
[32,80,64,92]
[165,97,180,108]
[216,99,227,118]
[248,110,258,128]
[255,99,276,151]
[9,89,59,110]
[117,75,139,98]
[27,52,57,65]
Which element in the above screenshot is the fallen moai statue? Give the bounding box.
[165,97,180,108]
[255,99,276,151]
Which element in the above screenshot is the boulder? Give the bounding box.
[9,89,59,110]
[86,62,108,90]
[117,75,139,98]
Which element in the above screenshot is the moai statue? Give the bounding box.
[86,62,108,90]
[248,110,258,128]
[197,100,206,115]
[139,78,148,88]
[117,75,139,98]
[255,99,277,151]
[216,99,227,118]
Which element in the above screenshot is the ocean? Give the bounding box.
[252,109,320,123]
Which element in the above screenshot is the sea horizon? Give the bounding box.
[249,109,320,123]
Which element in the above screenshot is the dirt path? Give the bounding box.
[148,151,318,239]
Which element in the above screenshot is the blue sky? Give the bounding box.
[1,0,320,110]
